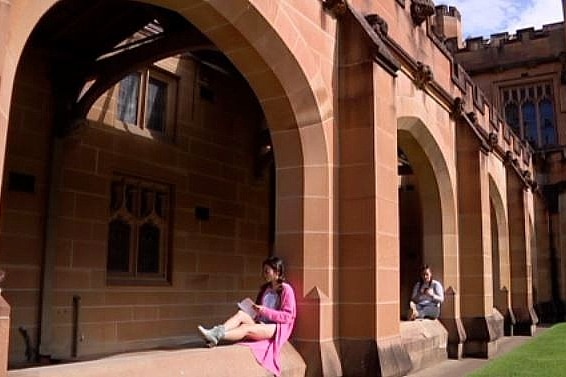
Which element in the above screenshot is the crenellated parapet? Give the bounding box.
[434,4,460,19]
[462,22,563,51]
[448,22,565,75]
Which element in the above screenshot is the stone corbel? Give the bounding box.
[322,0,347,17]
[414,61,433,90]
[504,151,518,166]
[488,132,498,150]
[451,97,465,119]
[410,0,435,27]
[466,111,478,126]
[365,14,388,36]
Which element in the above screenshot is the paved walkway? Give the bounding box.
[407,326,547,377]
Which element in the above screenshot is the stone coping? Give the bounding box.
[8,342,306,377]
[400,319,449,373]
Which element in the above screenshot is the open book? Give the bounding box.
[237,297,256,318]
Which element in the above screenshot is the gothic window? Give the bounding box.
[501,82,557,148]
[117,68,177,136]
[107,175,172,285]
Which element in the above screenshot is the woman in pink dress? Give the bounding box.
[197,256,297,376]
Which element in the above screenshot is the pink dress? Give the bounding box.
[240,282,297,376]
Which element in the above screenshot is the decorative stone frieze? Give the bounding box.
[414,61,433,89]
[365,14,388,36]
[322,0,347,17]
[410,0,435,26]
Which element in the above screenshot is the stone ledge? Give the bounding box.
[400,319,448,373]
[8,343,306,377]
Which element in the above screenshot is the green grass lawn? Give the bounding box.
[469,322,566,376]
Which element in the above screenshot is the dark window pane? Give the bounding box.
[137,222,160,273]
[522,101,537,144]
[155,192,166,218]
[505,103,520,132]
[146,77,167,132]
[107,219,131,272]
[118,73,141,124]
[540,99,557,145]
[519,88,525,100]
[141,189,153,217]
[110,181,123,211]
[126,184,137,215]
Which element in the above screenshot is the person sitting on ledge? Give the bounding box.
[197,256,296,376]
[408,264,444,320]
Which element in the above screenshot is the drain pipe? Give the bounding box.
[38,138,64,361]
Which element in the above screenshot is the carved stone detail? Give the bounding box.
[452,97,465,118]
[467,112,478,125]
[504,151,517,166]
[488,132,498,148]
[414,61,433,90]
[410,0,435,26]
[365,14,388,36]
[322,0,347,17]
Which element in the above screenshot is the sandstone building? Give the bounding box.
[0,0,563,376]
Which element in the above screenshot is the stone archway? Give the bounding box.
[398,116,463,357]
[397,117,458,298]
[1,0,336,371]
[489,175,514,334]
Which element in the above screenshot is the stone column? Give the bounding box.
[0,270,9,377]
[456,121,502,358]
[558,192,566,318]
[335,9,410,377]
[506,169,538,335]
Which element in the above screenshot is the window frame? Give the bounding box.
[106,174,173,287]
[499,78,558,148]
[116,66,178,141]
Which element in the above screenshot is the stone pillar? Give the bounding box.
[0,270,10,377]
[335,9,410,377]
[439,287,466,359]
[456,121,502,358]
[0,0,10,79]
[558,192,566,317]
[506,170,538,336]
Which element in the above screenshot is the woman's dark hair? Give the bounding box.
[263,256,286,284]
[256,256,286,304]
[419,264,432,285]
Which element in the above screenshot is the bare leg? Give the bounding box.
[222,310,255,331]
[223,323,276,342]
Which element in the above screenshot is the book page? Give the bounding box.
[237,297,256,318]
